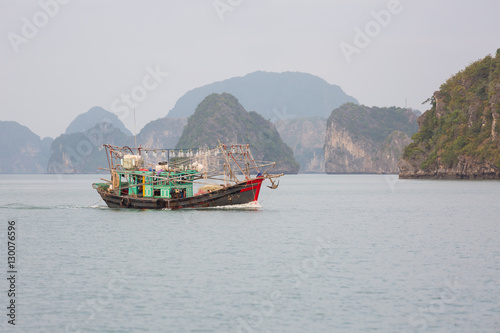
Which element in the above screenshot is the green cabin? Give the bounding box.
[116,169,198,199]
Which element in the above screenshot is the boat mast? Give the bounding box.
[134,108,137,148]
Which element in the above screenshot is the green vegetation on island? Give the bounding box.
[399,49,500,179]
[176,93,300,174]
[328,103,418,143]
[325,103,418,173]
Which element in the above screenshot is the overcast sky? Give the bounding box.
[1,0,499,138]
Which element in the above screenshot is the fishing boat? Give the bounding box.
[92,143,283,209]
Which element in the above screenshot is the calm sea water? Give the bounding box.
[0,174,499,332]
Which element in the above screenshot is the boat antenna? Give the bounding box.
[134,108,137,148]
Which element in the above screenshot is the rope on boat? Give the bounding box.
[258,183,275,203]
[87,198,105,207]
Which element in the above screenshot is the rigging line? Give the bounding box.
[88,198,105,207]
[258,185,274,204]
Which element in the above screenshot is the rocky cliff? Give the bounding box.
[0,121,52,173]
[399,50,500,179]
[176,93,299,174]
[137,117,187,148]
[325,103,418,173]
[47,106,137,173]
[167,71,358,173]
[275,118,326,173]
[47,123,132,174]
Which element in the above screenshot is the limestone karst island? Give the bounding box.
[399,49,500,179]
[1,52,500,180]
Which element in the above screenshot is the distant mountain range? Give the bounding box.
[167,71,358,120]
[4,53,497,178]
[159,71,358,172]
[1,69,425,175]
[0,121,52,173]
[47,124,133,174]
[65,106,133,136]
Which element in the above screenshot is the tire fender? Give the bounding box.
[156,198,165,209]
[121,197,131,208]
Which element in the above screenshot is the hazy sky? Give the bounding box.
[1,0,499,138]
